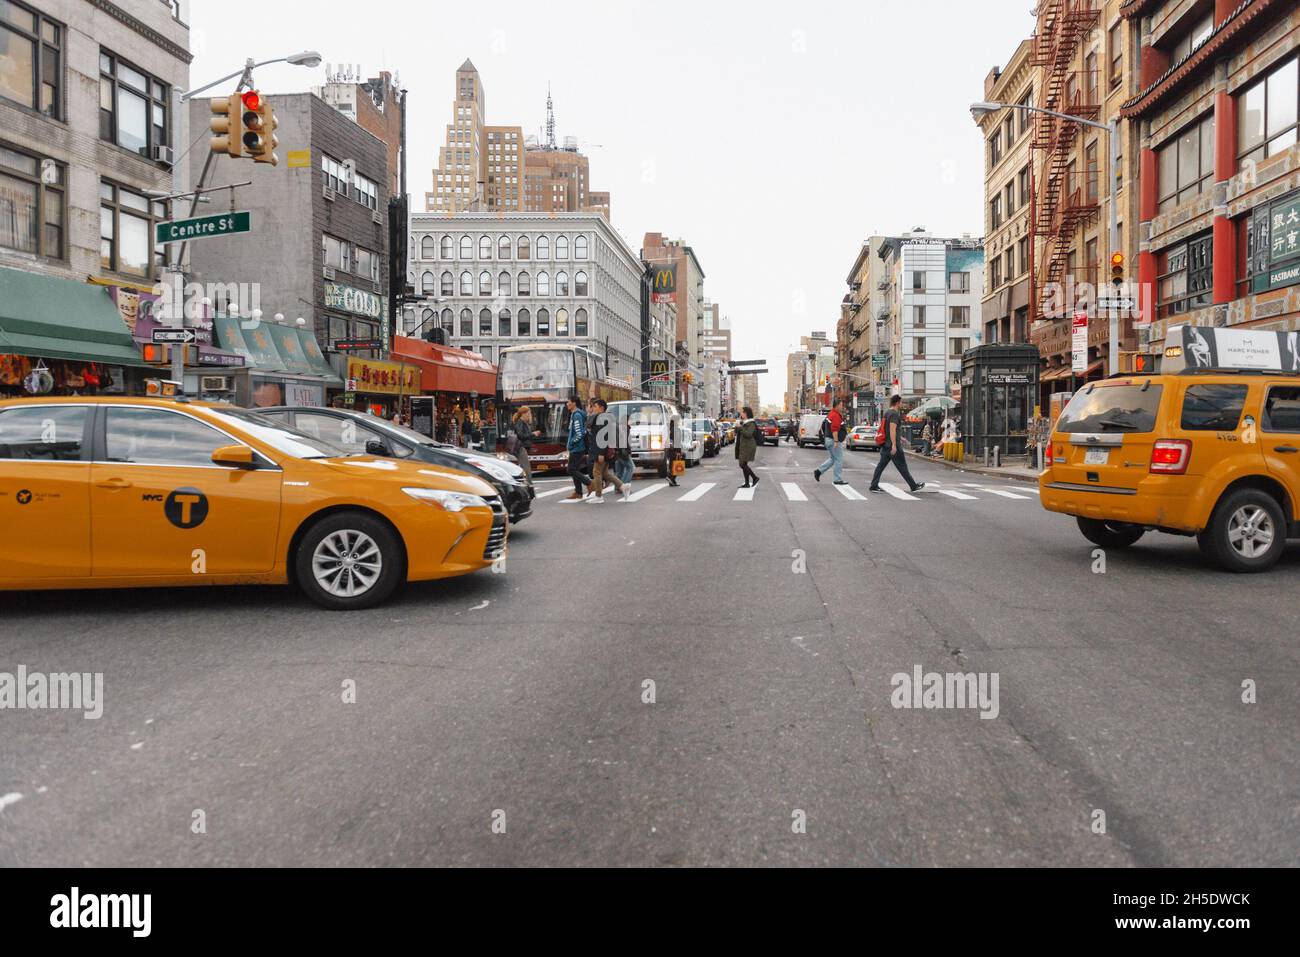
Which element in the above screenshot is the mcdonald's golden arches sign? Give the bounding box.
[650,264,677,304]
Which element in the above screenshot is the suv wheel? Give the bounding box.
[1076,517,1145,549]
[1197,489,1286,573]
[295,511,406,610]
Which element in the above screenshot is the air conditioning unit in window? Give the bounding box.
[323,186,336,202]
[200,376,231,392]
[372,212,383,225]
[152,145,174,165]
[323,266,337,280]
[372,281,382,294]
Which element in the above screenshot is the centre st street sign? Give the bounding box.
[155,212,252,245]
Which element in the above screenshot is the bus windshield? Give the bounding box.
[501,349,576,395]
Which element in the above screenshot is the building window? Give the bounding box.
[536,235,550,259]
[1157,232,1213,318]
[479,308,492,335]
[950,337,970,359]
[517,308,531,336]
[479,270,492,296]
[441,307,453,334]
[440,235,453,258]
[1085,140,1099,202]
[498,309,511,336]
[575,235,588,259]
[991,256,1003,288]
[1004,248,1014,282]
[517,235,530,260]
[1238,56,1298,166]
[913,305,926,327]
[575,307,588,337]
[517,271,530,296]
[1084,51,1098,104]
[459,307,473,336]
[498,235,511,259]
[1017,91,1032,135]
[1017,237,1029,275]
[0,1,61,118]
[353,173,378,210]
[1004,181,1015,216]
[574,270,588,296]
[100,51,168,159]
[421,270,435,294]
[1018,166,1030,206]
[989,131,1002,168]
[497,271,511,297]
[479,235,492,259]
[323,234,350,271]
[100,181,165,278]
[556,235,569,259]
[913,337,926,359]
[911,271,925,291]
[459,235,472,258]
[1166,14,1213,66]
[990,195,1002,229]
[537,271,550,296]
[460,270,473,295]
[322,155,348,194]
[949,271,969,293]
[420,236,434,259]
[1157,114,1214,212]
[556,271,569,296]
[440,271,453,296]
[949,306,970,328]
[555,308,569,336]
[536,308,550,336]
[0,144,63,258]
[912,371,927,394]
[1109,22,1123,91]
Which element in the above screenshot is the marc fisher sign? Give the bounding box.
[650,264,677,304]
[324,282,386,321]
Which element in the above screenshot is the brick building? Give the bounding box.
[316,67,406,198]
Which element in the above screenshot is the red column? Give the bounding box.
[1139,148,1158,327]
[1212,91,1237,305]
[1140,44,1170,89]
[1214,0,1236,26]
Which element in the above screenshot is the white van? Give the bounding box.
[607,400,685,478]
[797,412,827,448]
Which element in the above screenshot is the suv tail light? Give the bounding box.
[1045,444,1054,466]
[1150,439,1192,474]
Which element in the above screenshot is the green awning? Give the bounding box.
[266,322,315,375]
[0,267,148,367]
[296,328,344,385]
[232,321,287,372]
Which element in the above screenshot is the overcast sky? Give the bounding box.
[189,0,1036,407]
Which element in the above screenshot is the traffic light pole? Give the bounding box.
[1107,118,1120,378]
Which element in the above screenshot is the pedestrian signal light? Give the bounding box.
[142,343,168,364]
[209,94,243,158]
[1110,252,1125,289]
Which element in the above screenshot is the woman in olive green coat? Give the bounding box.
[735,406,761,489]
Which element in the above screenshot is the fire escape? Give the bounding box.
[1030,0,1102,321]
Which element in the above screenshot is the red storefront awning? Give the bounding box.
[390,336,497,396]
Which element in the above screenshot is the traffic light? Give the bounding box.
[1110,252,1125,289]
[683,372,694,385]
[241,91,278,166]
[209,94,243,158]
[141,342,169,365]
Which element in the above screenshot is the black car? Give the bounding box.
[259,407,535,523]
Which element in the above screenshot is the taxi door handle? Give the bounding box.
[1274,446,1299,454]
[95,478,133,490]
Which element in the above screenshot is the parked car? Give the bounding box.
[260,407,534,524]
[686,418,721,457]
[797,413,828,448]
[0,397,506,610]
[847,423,881,451]
[755,418,781,445]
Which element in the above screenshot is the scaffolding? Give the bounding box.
[1029,0,1102,320]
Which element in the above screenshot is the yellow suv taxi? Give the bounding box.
[1040,368,1300,572]
[0,397,507,609]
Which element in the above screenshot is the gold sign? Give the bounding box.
[287,150,311,169]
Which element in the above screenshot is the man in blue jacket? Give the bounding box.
[563,395,592,502]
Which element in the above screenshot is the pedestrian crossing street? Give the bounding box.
[533,478,1040,506]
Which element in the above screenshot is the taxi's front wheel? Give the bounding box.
[295,512,406,610]
[1076,517,1145,549]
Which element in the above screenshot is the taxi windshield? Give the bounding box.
[1056,384,1164,434]
[205,408,346,459]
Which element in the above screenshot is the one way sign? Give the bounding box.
[151,328,196,344]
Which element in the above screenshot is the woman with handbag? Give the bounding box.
[735,407,761,489]
[509,406,540,482]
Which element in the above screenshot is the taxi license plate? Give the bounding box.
[1084,448,1110,466]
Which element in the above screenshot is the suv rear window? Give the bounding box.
[1180,384,1247,431]
[1056,384,1164,434]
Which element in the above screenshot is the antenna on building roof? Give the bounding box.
[545,83,556,150]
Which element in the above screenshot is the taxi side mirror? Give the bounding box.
[211,444,257,469]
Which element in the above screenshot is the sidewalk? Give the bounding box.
[906,451,1042,485]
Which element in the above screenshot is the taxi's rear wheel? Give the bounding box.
[1076,517,1145,549]
[295,512,405,610]
[1198,489,1285,573]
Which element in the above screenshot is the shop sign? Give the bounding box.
[324,282,386,321]
[987,373,1033,385]
[1071,312,1088,375]
[345,357,419,395]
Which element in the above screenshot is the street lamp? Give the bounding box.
[971,100,1121,376]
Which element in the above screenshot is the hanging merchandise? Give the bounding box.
[82,365,102,388]
[0,354,31,387]
[24,360,54,395]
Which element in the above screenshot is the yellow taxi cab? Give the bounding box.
[1039,325,1300,572]
[0,397,507,609]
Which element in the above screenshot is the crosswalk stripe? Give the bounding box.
[880,483,919,501]
[625,484,666,503]
[836,484,868,501]
[965,485,1032,500]
[678,483,715,502]
[535,487,571,499]
[734,486,756,502]
[781,483,807,502]
[936,488,978,501]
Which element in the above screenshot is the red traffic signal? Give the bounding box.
[241,90,262,112]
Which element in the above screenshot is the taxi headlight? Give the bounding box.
[402,488,489,512]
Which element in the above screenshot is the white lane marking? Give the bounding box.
[936,488,978,501]
[734,486,756,502]
[835,484,867,501]
[782,483,808,502]
[678,483,716,502]
[966,485,1032,500]
[535,487,570,499]
[470,600,490,612]
[0,793,23,812]
[626,484,665,503]
[880,483,919,501]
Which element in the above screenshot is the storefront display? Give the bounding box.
[341,356,420,419]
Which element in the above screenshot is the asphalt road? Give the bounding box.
[1,444,1297,866]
